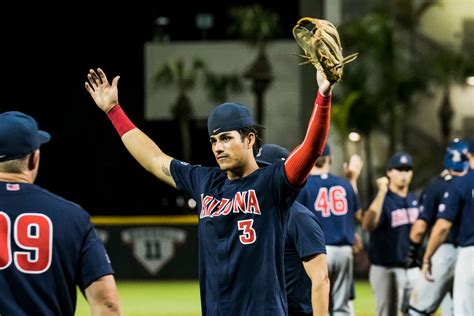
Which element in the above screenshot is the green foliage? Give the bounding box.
[154,58,205,94]
[336,0,445,150]
[332,91,362,138]
[228,4,280,49]
[204,72,243,104]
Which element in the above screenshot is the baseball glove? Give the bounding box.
[293,17,358,82]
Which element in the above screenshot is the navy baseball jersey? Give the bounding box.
[296,174,360,245]
[438,169,474,247]
[171,159,298,316]
[285,201,326,315]
[0,182,113,316]
[418,174,457,244]
[368,190,419,266]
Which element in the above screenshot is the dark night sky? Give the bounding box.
[0,2,299,215]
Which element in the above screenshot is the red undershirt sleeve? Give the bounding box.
[284,91,331,186]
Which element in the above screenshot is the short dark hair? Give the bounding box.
[239,126,262,156]
[0,154,29,173]
[314,155,330,168]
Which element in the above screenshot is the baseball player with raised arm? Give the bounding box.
[256,144,329,316]
[0,111,121,315]
[407,139,469,316]
[85,68,335,315]
[363,152,420,316]
[422,135,474,316]
[295,143,362,316]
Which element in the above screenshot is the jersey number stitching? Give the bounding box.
[0,212,53,273]
[314,186,348,217]
[237,219,256,245]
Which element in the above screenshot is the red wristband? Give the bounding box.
[106,104,136,137]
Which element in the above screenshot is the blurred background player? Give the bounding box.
[256,144,329,316]
[0,111,121,315]
[407,139,469,316]
[363,152,419,316]
[295,144,362,315]
[85,68,334,315]
[422,136,474,316]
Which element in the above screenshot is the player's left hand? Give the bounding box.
[421,260,434,282]
[316,70,335,97]
[343,154,363,182]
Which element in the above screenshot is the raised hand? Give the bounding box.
[316,70,335,96]
[85,68,120,113]
[343,154,363,183]
[376,176,389,192]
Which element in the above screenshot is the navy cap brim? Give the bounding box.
[39,130,51,144]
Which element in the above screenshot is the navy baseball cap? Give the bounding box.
[386,152,413,170]
[207,102,255,136]
[0,111,50,162]
[322,143,331,156]
[255,144,290,166]
[443,139,468,172]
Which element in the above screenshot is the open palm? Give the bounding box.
[85,68,120,113]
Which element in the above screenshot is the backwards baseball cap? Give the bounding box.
[207,102,255,136]
[443,139,468,172]
[386,151,413,170]
[255,144,290,166]
[0,111,50,162]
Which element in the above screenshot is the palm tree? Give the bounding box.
[203,71,243,104]
[335,1,440,195]
[154,58,204,162]
[430,50,471,147]
[331,91,361,160]
[228,4,280,135]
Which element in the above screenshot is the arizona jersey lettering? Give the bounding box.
[200,190,261,218]
[171,159,298,316]
[368,190,419,266]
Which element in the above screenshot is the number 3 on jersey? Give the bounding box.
[314,186,348,217]
[0,212,53,273]
[238,219,256,245]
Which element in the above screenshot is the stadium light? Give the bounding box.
[188,198,197,209]
[348,132,361,142]
[466,76,474,86]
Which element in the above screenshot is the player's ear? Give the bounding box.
[28,150,40,171]
[247,132,256,148]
